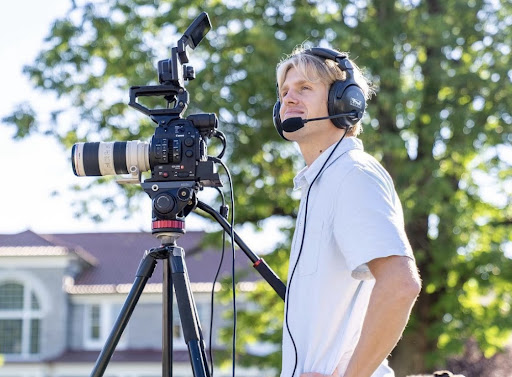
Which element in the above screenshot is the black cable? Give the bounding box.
[208,187,227,377]
[285,129,349,377]
[214,130,227,159]
[209,156,237,377]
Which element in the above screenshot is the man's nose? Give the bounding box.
[283,90,299,103]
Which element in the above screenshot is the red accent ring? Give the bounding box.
[152,220,185,230]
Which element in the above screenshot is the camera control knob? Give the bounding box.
[184,137,194,147]
[178,188,191,201]
[154,194,176,214]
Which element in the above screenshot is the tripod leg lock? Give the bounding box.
[135,247,170,278]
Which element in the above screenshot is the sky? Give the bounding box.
[0,0,162,237]
[0,0,81,234]
[0,0,285,254]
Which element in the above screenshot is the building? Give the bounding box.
[0,230,269,377]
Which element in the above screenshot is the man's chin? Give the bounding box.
[283,129,302,142]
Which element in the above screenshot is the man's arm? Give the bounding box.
[300,255,421,377]
[342,255,421,377]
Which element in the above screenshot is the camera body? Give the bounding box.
[146,114,221,187]
[149,119,202,182]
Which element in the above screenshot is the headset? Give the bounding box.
[272,47,366,140]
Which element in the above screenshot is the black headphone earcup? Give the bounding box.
[328,81,366,129]
[273,101,289,140]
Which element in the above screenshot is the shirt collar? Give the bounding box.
[293,136,364,190]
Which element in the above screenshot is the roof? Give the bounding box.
[0,230,61,247]
[0,230,259,287]
[0,230,98,266]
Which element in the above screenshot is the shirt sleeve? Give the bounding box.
[333,165,414,280]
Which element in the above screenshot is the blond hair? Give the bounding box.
[276,46,374,136]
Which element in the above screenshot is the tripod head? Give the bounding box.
[142,180,199,241]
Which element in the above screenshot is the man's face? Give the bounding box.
[279,67,330,141]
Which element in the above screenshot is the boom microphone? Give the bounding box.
[281,111,360,133]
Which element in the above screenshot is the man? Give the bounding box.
[274,46,422,377]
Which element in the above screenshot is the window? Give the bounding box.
[0,281,42,356]
[84,302,127,349]
[89,304,101,340]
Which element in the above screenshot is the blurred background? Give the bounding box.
[1,0,511,376]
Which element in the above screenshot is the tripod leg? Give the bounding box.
[90,251,158,377]
[163,258,173,377]
[169,246,211,377]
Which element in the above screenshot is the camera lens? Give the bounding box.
[72,141,150,177]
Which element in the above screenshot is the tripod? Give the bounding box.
[89,197,286,377]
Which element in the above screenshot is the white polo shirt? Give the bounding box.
[281,137,414,377]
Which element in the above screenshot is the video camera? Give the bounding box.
[71,12,224,227]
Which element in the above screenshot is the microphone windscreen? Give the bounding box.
[281,117,305,133]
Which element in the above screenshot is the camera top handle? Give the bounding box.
[128,12,211,123]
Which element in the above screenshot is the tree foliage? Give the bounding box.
[4,0,512,374]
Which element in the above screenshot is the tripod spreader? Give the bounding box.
[196,200,286,301]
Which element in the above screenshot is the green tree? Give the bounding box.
[4,0,512,375]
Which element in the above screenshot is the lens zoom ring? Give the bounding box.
[114,142,128,174]
[83,142,101,176]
